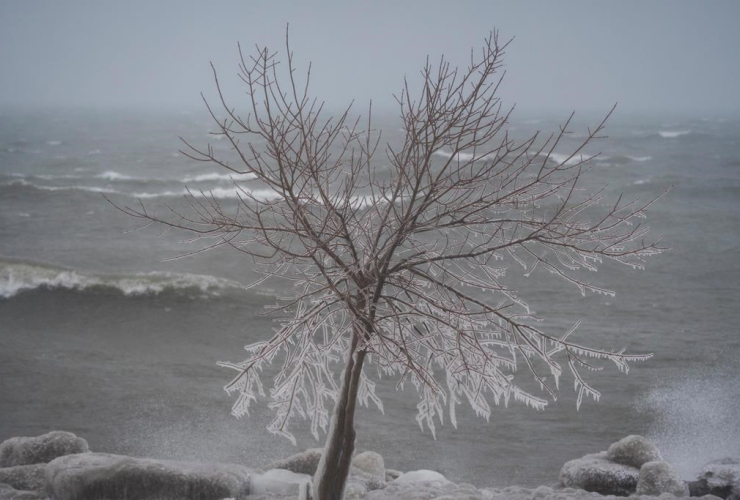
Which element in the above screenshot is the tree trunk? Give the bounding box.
[313,332,367,500]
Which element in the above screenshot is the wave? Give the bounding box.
[0,259,249,300]
[96,171,133,181]
[4,179,118,194]
[182,172,257,183]
[433,150,495,162]
[2,179,279,201]
[132,187,280,200]
[658,130,691,139]
[6,170,257,185]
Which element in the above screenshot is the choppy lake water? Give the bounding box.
[1,108,739,487]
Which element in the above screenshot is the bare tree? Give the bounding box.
[116,30,667,500]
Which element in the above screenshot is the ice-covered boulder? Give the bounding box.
[368,478,482,500]
[606,435,662,469]
[0,483,44,500]
[559,451,640,496]
[251,469,311,499]
[689,457,740,499]
[393,469,450,484]
[45,452,251,500]
[352,451,385,481]
[636,460,689,497]
[0,465,46,492]
[264,448,323,476]
[385,468,403,482]
[0,431,89,467]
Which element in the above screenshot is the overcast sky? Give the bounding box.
[1,1,738,116]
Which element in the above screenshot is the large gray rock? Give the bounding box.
[636,460,689,497]
[45,452,251,500]
[264,448,323,476]
[606,435,662,469]
[0,465,45,492]
[0,484,43,500]
[352,451,385,481]
[689,457,740,499]
[0,431,88,467]
[559,451,640,496]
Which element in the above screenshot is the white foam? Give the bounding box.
[132,187,280,200]
[96,171,133,181]
[658,130,691,139]
[629,156,652,162]
[182,172,257,183]
[7,179,118,194]
[633,179,649,185]
[433,150,494,162]
[531,151,589,166]
[0,260,247,299]
[46,140,62,146]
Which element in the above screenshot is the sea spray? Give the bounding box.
[636,366,740,479]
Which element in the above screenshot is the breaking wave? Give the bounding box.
[0,259,249,300]
[433,150,495,162]
[96,171,134,181]
[3,179,118,194]
[1,179,279,201]
[182,172,257,182]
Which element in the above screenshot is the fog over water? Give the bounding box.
[1,0,740,491]
[1,1,739,115]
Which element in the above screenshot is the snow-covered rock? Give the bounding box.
[386,469,403,482]
[264,448,323,476]
[606,435,662,469]
[482,484,722,500]
[0,431,88,467]
[348,468,386,492]
[368,478,482,500]
[0,483,43,500]
[0,464,45,492]
[250,469,311,499]
[352,451,385,481]
[344,480,369,499]
[559,451,639,496]
[45,452,251,500]
[393,469,450,484]
[636,460,689,497]
[689,457,740,499]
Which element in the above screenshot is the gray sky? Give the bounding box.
[1,0,738,116]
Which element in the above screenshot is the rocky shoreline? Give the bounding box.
[0,431,737,500]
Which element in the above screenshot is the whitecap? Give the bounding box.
[132,187,280,201]
[658,130,691,139]
[46,140,62,146]
[629,156,652,162]
[0,260,248,300]
[633,179,649,185]
[6,179,119,194]
[433,150,494,162]
[96,171,133,181]
[182,172,257,183]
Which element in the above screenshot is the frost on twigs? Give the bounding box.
[116,30,668,446]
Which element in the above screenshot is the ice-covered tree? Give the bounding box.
[117,30,667,500]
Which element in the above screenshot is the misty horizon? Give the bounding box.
[1,1,739,118]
